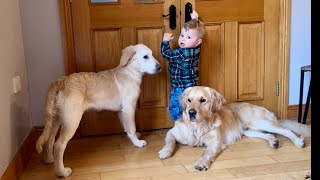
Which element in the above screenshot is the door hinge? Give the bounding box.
[276,81,280,96]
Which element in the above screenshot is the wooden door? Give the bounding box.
[66,0,286,136]
[189,0,281,114]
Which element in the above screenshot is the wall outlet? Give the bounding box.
[12,75,21,94]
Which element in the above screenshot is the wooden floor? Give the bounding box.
[19,121,311,180]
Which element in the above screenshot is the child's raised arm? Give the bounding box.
[190,10,199,20]
[163,33,174,42]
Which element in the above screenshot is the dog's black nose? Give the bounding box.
[156,63,161,72]
[188,109,197,119]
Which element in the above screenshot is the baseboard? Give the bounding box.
[0,127,42,180]
[287,104,311,120]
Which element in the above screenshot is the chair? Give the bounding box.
[298,65,311,124]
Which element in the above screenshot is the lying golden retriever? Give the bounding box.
[36,44,161,177]
[159,86,311,171]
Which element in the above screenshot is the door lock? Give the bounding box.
[162,5,176,30]
[185,2,193,23]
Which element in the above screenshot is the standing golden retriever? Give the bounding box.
[159,86,311,171]
[36,44,161,177]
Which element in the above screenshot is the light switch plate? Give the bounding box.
[12,76,21,93]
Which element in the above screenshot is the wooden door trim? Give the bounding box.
[278,0,291,119]
[59,0,76,75]
[59,0,81,138]
[59,0,291,119]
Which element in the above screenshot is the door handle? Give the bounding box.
[185,2,192,23]
[162,5,176,30]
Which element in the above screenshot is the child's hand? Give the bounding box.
[163,33,174,41]
[190,10,199,19]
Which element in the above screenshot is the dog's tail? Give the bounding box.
[36,77,66,154]
[279,119,311,137]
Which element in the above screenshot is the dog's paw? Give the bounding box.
[158,148,173,159]
[56,167,72,177]
[133,140,147,147]
[294,136,306,148]
[194,159,210,171]
[270,139,280,149]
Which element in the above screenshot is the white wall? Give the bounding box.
[19,0,65,126]
[0,0,32,177]
[288,0,311,105]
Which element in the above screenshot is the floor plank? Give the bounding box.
[227,173,295,180]
[226,160,310,178]
[269,152,311,162]
[100,165,187,179]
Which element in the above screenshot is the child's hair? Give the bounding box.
[184,19,205,39]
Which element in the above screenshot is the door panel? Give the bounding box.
[238,22,264,101]
[196,0,264,22]
[224,22,238,102]
[70,0,282,136]
[90,3,164,28]
[92,29,121,71]
[135,27,173,130]
[199,23,224,94]
[137,27,167,109]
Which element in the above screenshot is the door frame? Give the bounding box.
[58,0,291,119]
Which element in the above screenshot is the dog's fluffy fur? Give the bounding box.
[36,44,161,177]
[159,86,311,171]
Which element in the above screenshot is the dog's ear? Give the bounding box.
[119,45,136,67]
[207,87,226,112]
[179,87,190,111]
[221,98,227,105]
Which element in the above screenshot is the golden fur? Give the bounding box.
[159,86,311,171]
[36,44,161,177]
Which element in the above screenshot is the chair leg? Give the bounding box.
[298,70,304,123]
[303,78,311,124]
